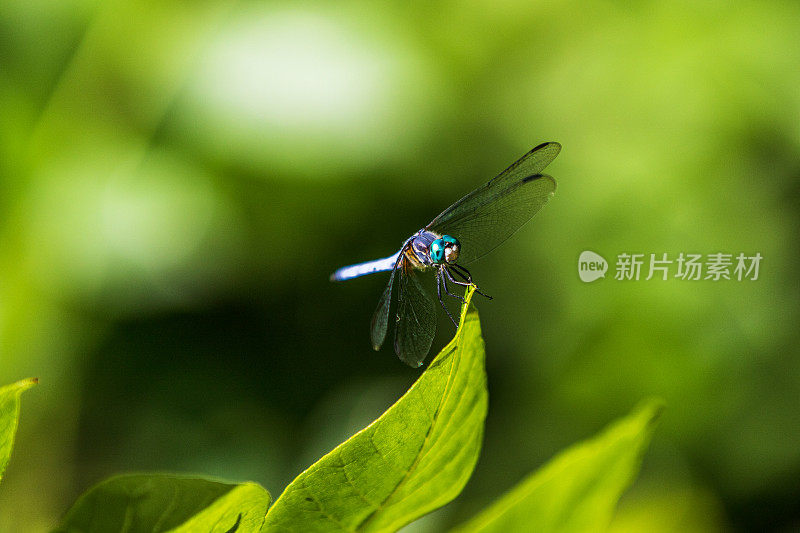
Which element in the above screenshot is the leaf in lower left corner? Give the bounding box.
[0,377,38,483]
[53,474,271,533]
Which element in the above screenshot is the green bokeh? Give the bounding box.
[1,0,798,530]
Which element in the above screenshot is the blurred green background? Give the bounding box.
[1,0,799,530]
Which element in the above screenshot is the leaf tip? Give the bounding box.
[11,377,39,393]
[633,398,666,431]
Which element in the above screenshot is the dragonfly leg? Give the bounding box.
[445,266,470,286]
[450,265,493,299]
[441,267,467,303]
[444,266,470,292]
[450,263,472,282]
[436,269,459,328]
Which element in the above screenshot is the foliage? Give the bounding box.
[46,291,661,532]
[52,475,271,533]
[452,400,663,533]
[263,286,487,532]
[0,378,37,483]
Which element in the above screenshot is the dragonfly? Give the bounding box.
[331,142,561,367]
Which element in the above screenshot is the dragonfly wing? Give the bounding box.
[370,267,396,350]
[394,264,436,367]
[427,142,560,264]
[432,174,556,264]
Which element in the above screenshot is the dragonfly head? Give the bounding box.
[430,235,460,265]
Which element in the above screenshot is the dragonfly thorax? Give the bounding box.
[430,234,460,265]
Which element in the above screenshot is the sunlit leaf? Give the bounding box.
[54,474,271,533]
[0,377,38,483]
[453,399,664,533]
[263,286,487,532]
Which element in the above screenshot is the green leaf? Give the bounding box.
[263,286,487,532]
[54,474,271,533]
[453,399,664,533]
[0,377,38,483]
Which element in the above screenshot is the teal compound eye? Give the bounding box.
[429,238,446,264]
[442,235,460,263]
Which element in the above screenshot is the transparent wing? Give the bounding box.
[432,174,556,265]
[370,267,396,350]
[427,142,560,264]
[394,263,436,367]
